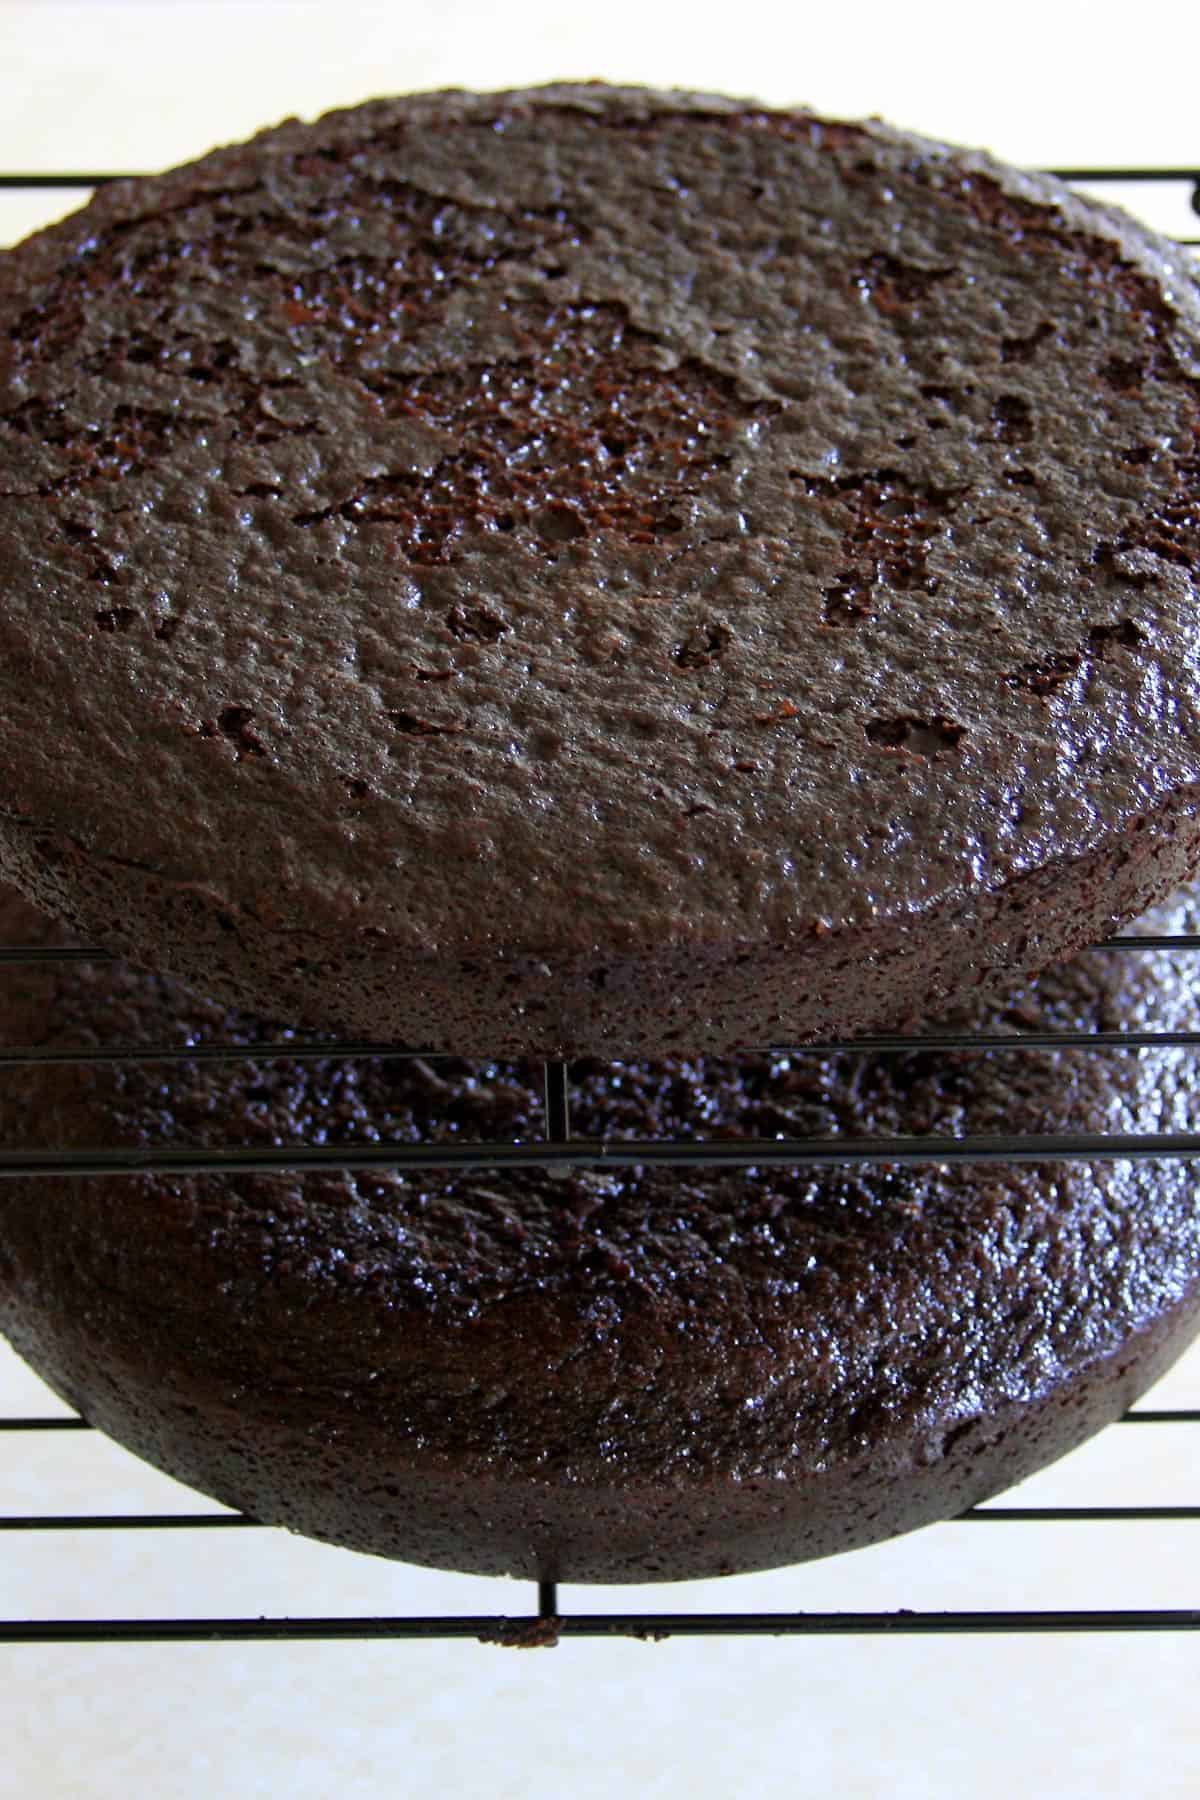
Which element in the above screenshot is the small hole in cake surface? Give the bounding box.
[1000,321,1054,364]
[990,394,1033,442]
[535,503,587,544]
[674,620,731,668]
[445,603,507,643]
[865,715,966,756]
[196,705,266,759]
[1089,617,1143,651]
[822,580,869,626]
[388,709,464,738]
[1100,356,1146,391]
[94,607,138,633]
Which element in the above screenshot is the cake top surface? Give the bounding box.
[2,83,1200,958]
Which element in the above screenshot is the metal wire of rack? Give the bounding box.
[2,164,1200,1647]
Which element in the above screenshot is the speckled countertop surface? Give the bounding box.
[2,3,1200,1795]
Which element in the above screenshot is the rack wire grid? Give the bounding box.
[2,162,1200,1649]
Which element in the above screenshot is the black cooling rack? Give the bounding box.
[2,163,1200,1647]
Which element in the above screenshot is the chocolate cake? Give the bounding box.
[1,884,1198,1583]
[2,86,1200,1054]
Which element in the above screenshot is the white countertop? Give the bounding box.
[2,5,1200,1793]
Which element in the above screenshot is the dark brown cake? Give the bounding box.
[1,885,1199,1582]
[3,86,1200,1053]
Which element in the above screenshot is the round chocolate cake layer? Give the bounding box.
[3,87,1200,1052]
[1,888,1199,1582]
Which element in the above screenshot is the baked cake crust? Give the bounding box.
[2,86,1200,1052]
